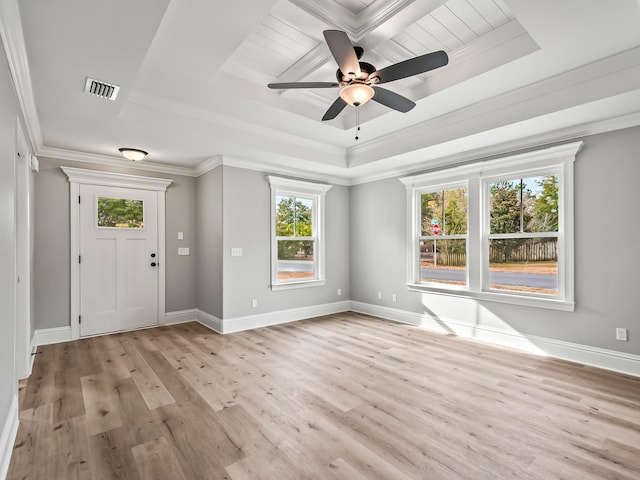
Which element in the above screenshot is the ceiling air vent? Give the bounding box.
[84,77,120,101]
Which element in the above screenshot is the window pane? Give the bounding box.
[277,240,314,281]
[276,196,313,237]
[489,238,558,295]
[490,175,559,234]
[421,188,467,236]
[420,239,467,286]
[97,198,143,228]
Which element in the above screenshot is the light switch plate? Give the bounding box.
[178,247,189,256]
[231,248,243,257]
[178,232,184,240]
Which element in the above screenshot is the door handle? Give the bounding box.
[151,262,157,267]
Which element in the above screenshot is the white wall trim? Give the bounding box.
[34,326,72,346]
[39,147,197,177]
[28,334,37,376]
[290,0,419,40]
[220,301,351,334]
[193,156,223,177]
[221,156,350,186]
[0,0,42,151]
[61,166,173,191]
[350,301,640,378]
[0,395,19,480]
[31,303,640,377]
[196,310,223,334]
[162,309,199,326]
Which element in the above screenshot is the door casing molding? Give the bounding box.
[61,167,172,340]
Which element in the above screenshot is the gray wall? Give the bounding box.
[33,157,198,329]
[0,32,18,447]
[196,166,223,318]
[350,126,640,355]
[221,166,350,318]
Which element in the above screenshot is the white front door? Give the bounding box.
[79,184,159,336]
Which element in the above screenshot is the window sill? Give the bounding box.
[272,279,326,291]
[406,283,575,312]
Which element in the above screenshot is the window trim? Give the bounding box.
[400,141,583,311]
[268,176,332,291]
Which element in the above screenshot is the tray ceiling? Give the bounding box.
[3,0,640,182]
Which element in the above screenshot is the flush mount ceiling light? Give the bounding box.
[118,148,148,161]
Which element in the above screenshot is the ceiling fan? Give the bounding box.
[268,30,449,122]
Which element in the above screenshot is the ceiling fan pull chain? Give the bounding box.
[355,106,360,141]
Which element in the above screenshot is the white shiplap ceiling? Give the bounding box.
[3,0,640,182]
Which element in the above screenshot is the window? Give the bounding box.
[419,186,468,287]
[487,174,559,295]
[268,176,332,290]
[401,142,582,311]
[97,197,144,228]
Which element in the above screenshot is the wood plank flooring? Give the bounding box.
[8,312,640,479]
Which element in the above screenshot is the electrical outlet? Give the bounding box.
[616,327,628,341]
[392,294,397,303]
[377,291,382,300]
[251,298,258,308]
[177,231,184,240]
[337,288,342,296]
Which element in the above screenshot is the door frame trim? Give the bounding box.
[15,119,32,379]
[61,167,172,340]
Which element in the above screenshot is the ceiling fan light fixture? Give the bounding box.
[118,148,148,161]
[339,83,374,107]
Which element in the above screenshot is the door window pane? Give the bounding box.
[97,198,144,228]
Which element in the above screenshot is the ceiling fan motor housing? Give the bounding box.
[336,61,376,83]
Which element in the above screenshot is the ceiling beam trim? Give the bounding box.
[290,0,426,41]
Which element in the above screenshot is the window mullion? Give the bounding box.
[467,176,482,292]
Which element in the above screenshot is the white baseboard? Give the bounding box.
[28,334,37,377]
[33,325,72,346]
[220,300,351,334]
[350,301,640,378]
[196,310,223,334]
[163,309,199,326]
[0,395,18,480]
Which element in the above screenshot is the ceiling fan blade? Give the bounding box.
[323,30,361,78]
[371,50,448,84]
[268,82,339,89]
[372,87,415,113]
[322,97,348,121]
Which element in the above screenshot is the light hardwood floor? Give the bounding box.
[8,312,640,479]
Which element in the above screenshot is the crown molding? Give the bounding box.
[346,110,640,186]
[36,107,640,185]
[61,166,173,191]
[127,90,345,160]
[290,0,431,41]
[348,44,640,168]
[193,155,223,176]
[37,146,198,177]
[0,0,42,151]
[220,155,351,186]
